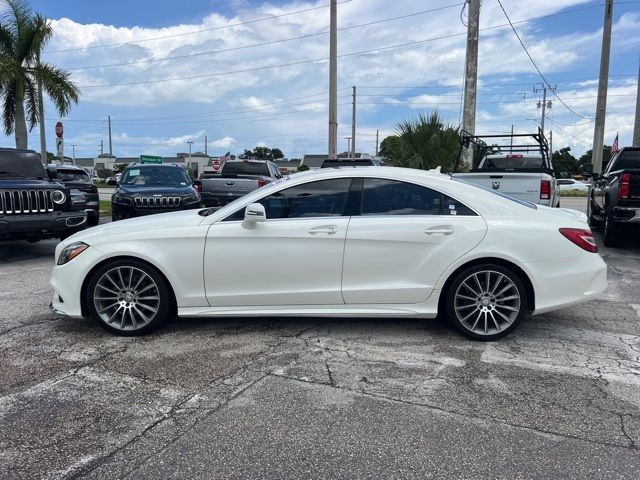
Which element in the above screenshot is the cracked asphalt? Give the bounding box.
[1,204,640,479]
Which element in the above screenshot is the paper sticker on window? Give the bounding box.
[129,169,140,176]
[450,210,457,215]
[449,204,455,210]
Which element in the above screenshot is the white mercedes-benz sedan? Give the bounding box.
[50,167,607,340]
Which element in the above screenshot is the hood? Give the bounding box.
[116,185,195,195]
[537,205,588,223]
[62,209,206,246]
[0,178,62,189]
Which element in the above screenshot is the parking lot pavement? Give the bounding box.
[1,230,640,479]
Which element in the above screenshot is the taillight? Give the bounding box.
[257,178,268,188]
[540,180,551,200]
[559,228,598,253]
[619,173,631,199]
[193,181,202,192]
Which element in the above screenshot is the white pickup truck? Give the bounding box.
[452,131,559,207]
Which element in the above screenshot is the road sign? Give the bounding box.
[212,160,221,171]
[140,155,162,164]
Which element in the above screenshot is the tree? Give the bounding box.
[551,147,579,178]
[0,0,79,149]
[579,145,612,168]
[240,146,285,160]
[381,112,461,172]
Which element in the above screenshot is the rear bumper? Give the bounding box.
[0,212,87,240]
[613,206,640,223]
[201,192,244,208]
[527,254,608,314]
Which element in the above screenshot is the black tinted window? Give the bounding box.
[0,150,47,179]
[57,169,90,182]
[480,156,544,169]
[222,162,269,176]
[362,178,476,216]
[322,160,373,168]
[261,178,351,219]
[121,166,190,186]
[609,150,640,172]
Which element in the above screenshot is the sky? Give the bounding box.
[1,0,639,159]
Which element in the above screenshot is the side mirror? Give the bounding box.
[243,203,266,225]
[46,166,57,180]
[580,163,594,178]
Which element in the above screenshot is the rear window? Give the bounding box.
[321,160,373,168]
[222,162,269,176]
[57,169,90,182]
[610,150,640,171]
[480,156,544,169]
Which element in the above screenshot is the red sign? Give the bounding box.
[212,160,221,171]
[55,122,63,138]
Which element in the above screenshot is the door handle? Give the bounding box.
[425,226,454,236]
[308,225,338,235]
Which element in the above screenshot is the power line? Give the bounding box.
[44,1,355,54]
[75,4,616,89]
[496,0,591,119]
[65,4,466,71]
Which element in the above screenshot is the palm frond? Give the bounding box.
[23,74,38,130]
[2,79,16,135]
[32,62,79,116]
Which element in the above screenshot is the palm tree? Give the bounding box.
[0,0,79,150]
[382,112,461,172]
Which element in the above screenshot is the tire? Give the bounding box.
[445,264,527,341]
[587,198,602,230]
[602,209,621,248]
[85,259,171,336]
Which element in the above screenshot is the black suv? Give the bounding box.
[47,164,100,226]
[112,163,201,221]
[0,148,87,242]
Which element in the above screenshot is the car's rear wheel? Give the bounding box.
[86,259,170,335]
[587,196,602,230]
[445,264,527,341]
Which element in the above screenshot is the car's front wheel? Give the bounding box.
[86,259,171,335]
[445,264,527,341]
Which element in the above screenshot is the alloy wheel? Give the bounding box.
[93,266,161,331]
[453,270,521,336]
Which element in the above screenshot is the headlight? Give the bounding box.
[57,241,89,265]
[52,190,66,204]
[113,194,132,205]
[183,194,200,203]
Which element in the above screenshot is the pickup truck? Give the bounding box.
[452,131,559,207]
[200,159,283,208]
[582,146,640,247]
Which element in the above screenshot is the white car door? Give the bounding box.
[204,178,353,307]
[342,178,487,304]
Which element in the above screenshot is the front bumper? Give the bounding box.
[50,244,105,318]
[0,211,87,241]
[112,200,201,220]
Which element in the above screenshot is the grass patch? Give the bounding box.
[99,200,112,217]
[94,181,114,189]
[559,189,588,197]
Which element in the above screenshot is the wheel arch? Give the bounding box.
[80,255,178,318]
[438,257,535,312]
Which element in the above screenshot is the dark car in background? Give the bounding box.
[0,148,87,242]
[320,158,387,168]
[47,164,100,226]
[111,163,201,221]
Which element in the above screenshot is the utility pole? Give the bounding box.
[534,85,554,135]
[108,115,113,155]
[328,0,338,159]
[510,125,514,153]
[592,0,613,174]
[351,85,356,159]
[70,144,76,165]
[375,129,379,156]
[634,59,640,147]
[100,140,104,155]
[549,131,553,157]
[345,137,351,154]
[204,135,208,155]
[461,0,480,166]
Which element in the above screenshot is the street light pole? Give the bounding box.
[328,0,338,159]
[351,85,356,159]
[70,144,76,165]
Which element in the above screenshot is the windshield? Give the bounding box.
[57,169,90,182]
[120,166,191,186]
[480,156,544,169]
[0,151,47,179]
[453,178,537,209]
[222,162,269,176]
